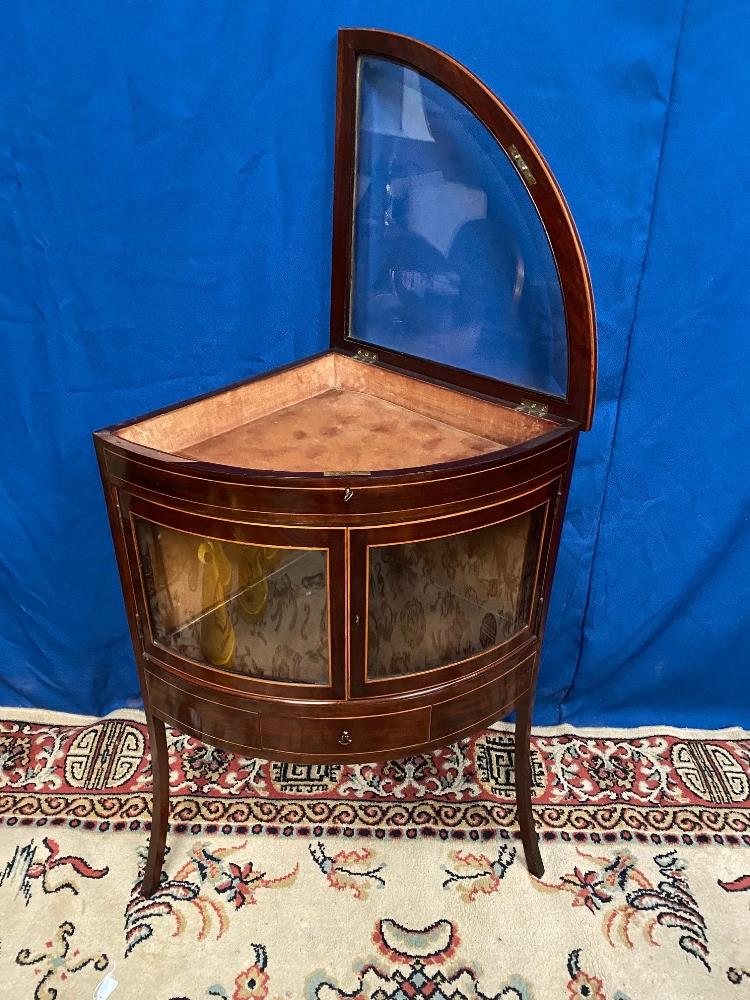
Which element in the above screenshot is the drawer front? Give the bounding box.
[147,670,260,749]
[261,706,430,757]
[430,653,534,741]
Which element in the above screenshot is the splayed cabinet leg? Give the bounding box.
[515,691,544,878]
[142,713,169,898]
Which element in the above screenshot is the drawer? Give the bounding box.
[260,705,430,758]
[146,670,260,749]
[430,655,534,741]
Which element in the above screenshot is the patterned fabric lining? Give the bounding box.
[136,521,329,684]
[367,509,543,678]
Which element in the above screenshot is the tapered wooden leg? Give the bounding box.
[514,692,544,878]
[142,713,169,897]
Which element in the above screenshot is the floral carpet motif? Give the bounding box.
[0,709,748,998]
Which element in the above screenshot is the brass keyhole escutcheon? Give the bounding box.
[343,488,354,503]
[339,729,352,746]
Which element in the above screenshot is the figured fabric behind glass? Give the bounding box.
[367,509,544,678]
[135,520,329,684]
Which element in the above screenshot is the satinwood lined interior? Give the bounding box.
[117,353,555,472]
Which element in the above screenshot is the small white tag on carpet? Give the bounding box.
[94,971,118,999]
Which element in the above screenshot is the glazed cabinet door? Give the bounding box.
[348,481,558,697]
[118,493,346,699]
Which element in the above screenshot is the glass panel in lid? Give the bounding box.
[350,56,567,397]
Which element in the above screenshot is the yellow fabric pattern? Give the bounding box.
[237,547,279,623]
[197,540,235,667]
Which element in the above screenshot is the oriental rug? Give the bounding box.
[0,709,748,999]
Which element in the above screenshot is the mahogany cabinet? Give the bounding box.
[94,29,596,896]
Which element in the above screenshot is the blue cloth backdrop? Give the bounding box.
[1,1,748,725]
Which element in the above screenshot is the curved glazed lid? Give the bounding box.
[330,29,596,429]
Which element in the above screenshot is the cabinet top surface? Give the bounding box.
[113,352,561,476]
[330,29,597,429]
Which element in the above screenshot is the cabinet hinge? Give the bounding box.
[112,490,128,535]
[508,144,537,186]
[134,609,145,644]
[354,348,378,365]
[515,399,549,418]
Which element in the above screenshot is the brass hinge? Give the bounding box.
[516,399,549,418]
[134,613,155,662]
[508,144,537,186]
[113,490,128,535]
[354,348,378,365]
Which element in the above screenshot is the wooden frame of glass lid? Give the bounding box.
[94,28,597,897]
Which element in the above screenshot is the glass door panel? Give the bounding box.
[133,517,330,685]
[367,506,545,680]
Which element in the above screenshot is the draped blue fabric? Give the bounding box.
[1,2,747,724]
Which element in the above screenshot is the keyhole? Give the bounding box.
[343,488,354,503]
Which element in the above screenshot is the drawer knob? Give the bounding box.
[338,729,352,746]
[343,488,354,503]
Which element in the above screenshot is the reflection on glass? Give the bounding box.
[135,519,329,684]
[351,57,567,396]
[367,508,544,678]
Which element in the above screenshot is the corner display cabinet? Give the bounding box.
[95,29,596,896]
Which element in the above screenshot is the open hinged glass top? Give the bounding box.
[331,30,596,429]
